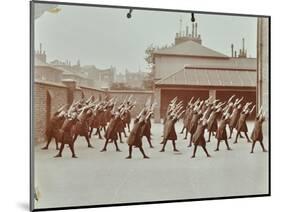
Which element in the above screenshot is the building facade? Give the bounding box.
[152,22,257,122]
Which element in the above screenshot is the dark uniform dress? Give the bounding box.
[89,109,103,139]
[123,111,132,131]
[236,112,249,133]
[216,119,227,141]
[55,118,79,158]
[250,116,266,153]
[164,117,178,141]
[72,110,93,148]
[215,118,231,151]
[140,117,153,148]
[188,111,202,135]
[207,111,220,133]
[229,107,242,130]
[101,115,121,152]
[234,110,251,143]
[191,120,210,158]
[188,111,202,147]
[204,105,213,120]
[251,116,265,141]
[43,114,65,150]
[160,116,180,152]
[192,121,207,147]
[206,110,221,142]
[183,106,193,139]
[104,116,120,141]
[105,106,113,123]
[127,118,146,147]
[126,118,149,159]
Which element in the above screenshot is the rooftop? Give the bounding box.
[153,40,229,59]
[156,67,256,88]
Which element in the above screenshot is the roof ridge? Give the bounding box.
[156,68,184,84]
[154,40,229,58]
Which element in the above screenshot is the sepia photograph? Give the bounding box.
[31,1,270,211]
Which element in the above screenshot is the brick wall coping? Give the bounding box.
[35,80,67,88]
[108,90,154,94]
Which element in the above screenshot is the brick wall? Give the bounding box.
[34,81,68,144]
[33,80,153,144]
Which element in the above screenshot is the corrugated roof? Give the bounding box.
[153,40,229,58]
[156,68,256,87]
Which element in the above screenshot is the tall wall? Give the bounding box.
[33,80,153,144]
[257,17,270,140]
[34,81,68,144]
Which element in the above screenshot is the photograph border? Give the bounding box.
[30,1,271,211]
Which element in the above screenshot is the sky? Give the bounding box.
[34,3,257,73]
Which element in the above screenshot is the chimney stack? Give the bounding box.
[179,18,182,37]
[195,23,198,37]
[192,23,194,37]
[234,50,237,58]
[231,44,234,57]
[39,43,42,54]
[186,26,189,36]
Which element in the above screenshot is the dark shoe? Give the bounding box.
[150,145,154,148]
[207,154,211,158]
[125,156,132,159]
[54,154,62,158]
[191,155,195,158]
[159,149,165,152]
[214,149,219,151]
[116,149,121,152]
[88,144,94,148]
[42,146,48,150]
[143,156,150,159]
[72,155,78,158]
[227,148,232,151]
[174,149,179,152]
[250,151,254,154]
[100,149,106,152]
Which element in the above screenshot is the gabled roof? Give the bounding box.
[156,67,256,87]
[153,40,229,58]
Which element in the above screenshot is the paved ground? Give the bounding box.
[34,120,269,209]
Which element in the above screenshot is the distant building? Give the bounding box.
[152,21,257,122]
[82,65,115,89]
[125,70,146,88]
[34,57,63,83]
[50,59,92,87]
[114,72,126,83]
